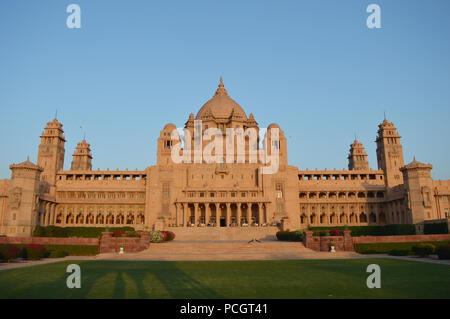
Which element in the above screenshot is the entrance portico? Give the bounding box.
[174,202,268,227]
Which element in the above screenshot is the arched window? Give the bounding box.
[76,213,84,224]
[96,214,104,224]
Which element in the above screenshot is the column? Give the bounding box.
[246,203,251,225]
[175,203,183,226]
[40,204,47,226]
[46,203,51,226]
[183,203,188,227]
[53,204,57,225]
[206,203,211,226]
[194,203,199,226]
[226,203,230,227]
[258,203,263,226]
[215,203,220,227]
[49,204,54,225]
[237,203,242,226]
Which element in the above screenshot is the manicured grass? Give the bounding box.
[355,241,450,255]
[0,259,449,298]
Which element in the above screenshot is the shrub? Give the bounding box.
[329,229,344,236]
[33,226,46,237]
[412,244,435,257]
[47,250,69,258]
[293,230,303,241]
[33,226,135,238]
[160,231,168,241]
[44,245,99,256]
[424,223,449,235]
[389,249,410,256]
[164,231,176,241]
[354,241,450,255]
[126,231,141,238]
[276,231,290,241]
[66,226,134,238]
[276,230,303,241]
[112,230,126,237]
[23,244,46,260]
[0,244,22,262]
[436,245,450,260]
[313,231,330,237]
[149,231,164,243]
[310,224,415,236]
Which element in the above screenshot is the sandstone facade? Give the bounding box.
[1,79,449,237]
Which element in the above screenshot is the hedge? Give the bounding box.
[436,245,450,260]
[14,244,98,256]
[424,222,449,235]
[354,241,450,255]
[33,226,135,238]
[0,244,22,262]
[309,224,416,237]
[276,230,303,242]
[388,249,410,256]
[43,245,98,256]
[47,249,69,258]
[412,244,435,257]
[22,244,46,260]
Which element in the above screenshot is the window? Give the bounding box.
[199,192,205,198]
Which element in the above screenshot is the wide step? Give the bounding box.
[165,226,279,242]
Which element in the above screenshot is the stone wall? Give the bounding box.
[99,231,150,253]
[303,231,354,252]
[0,236,99,245]
[352,234,450,244]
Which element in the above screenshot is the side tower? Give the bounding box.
[348,139,369,170]
[37,118,66,196]
[157,123,178,166]
[375,119,405,187]
[71,140,93,170]
[400,158,437,224]
[5,158,43,237]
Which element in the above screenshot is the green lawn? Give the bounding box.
[0,259,449,298]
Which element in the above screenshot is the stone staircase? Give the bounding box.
[95,227,361,260]
[96,239,349,261]
[164,226,279,242]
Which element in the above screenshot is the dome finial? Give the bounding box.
[214,76,228,96]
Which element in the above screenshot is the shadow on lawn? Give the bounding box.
[78,261,223,299]
[125,261,223,299]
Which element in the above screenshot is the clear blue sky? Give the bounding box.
[1,0,449,179]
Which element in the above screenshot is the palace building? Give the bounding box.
[1,78,450,237]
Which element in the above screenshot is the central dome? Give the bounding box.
[196,78,247,120]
